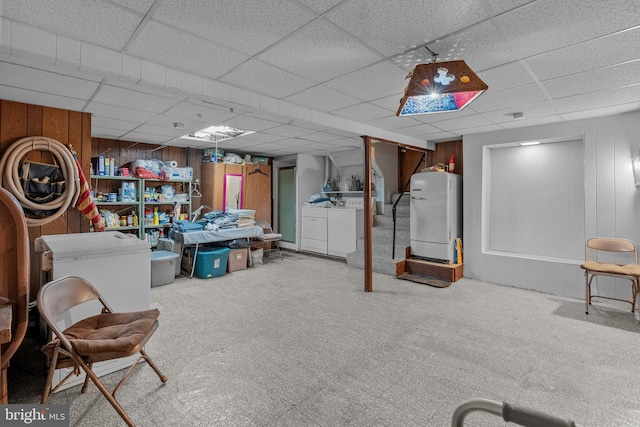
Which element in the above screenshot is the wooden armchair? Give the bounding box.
[0,188,30,403]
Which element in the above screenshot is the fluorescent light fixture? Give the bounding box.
[519,141,540,146]
[180,125,255,143]
[397,60,488,116]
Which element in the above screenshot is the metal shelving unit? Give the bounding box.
[91,175,142,236]
[140,179,192,243]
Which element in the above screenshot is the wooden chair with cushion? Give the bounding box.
[0,188,30,404]
[581,237,640,315]
[38,275,167,427]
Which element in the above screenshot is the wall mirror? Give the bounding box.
[223,174,243,210]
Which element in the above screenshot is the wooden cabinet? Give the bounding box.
[200,163,272,224]
[244,164,271,223]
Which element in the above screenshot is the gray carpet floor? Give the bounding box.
[9,252,640,426]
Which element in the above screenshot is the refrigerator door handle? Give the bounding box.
[411,196,427,200]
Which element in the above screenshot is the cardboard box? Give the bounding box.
[227,248,248,272]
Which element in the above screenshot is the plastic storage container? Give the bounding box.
[157,238,182,277]
[227,248,248,272]
[192,247,229,279]
[151,250,180,287]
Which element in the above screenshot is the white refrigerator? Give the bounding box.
[35,232,151,391]
[409,172,462,263]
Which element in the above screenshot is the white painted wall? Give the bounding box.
[372,142,399,204]
[296,153,326,249]
[464,111,640,300]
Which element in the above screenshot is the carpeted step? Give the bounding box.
[346,200,411,276]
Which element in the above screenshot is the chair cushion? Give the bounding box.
[581,260,640,276]
[43,309,159,358]
[259,233,282,241]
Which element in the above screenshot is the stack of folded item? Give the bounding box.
[225,208,256,228]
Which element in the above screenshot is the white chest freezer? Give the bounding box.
[36,231,151,392]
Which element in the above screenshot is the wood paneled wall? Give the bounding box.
[0,100,92,298]
[397,140,463,192]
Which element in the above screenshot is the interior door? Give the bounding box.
[277,167,295,242]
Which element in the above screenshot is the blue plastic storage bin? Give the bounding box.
[192,247,229,279]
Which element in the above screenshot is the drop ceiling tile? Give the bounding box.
[296,0,343,14]
[325,61,408,102]
[134,124,190,138]
[222,115,282,132]
[454,124,504,135]
[370,94,407,114]
[483,0,533,15]
[296,131,342,143]
[542,60,640,100]
[238,132,287,144]
[2,0,141,51]
[394,21,518,72]
[161,101,237,124]
[428,114,494,132]
[476,62,536,93]
[481,101,558,124]
[499,115,562,129]
[219,139,265,149]
[92,126,128,139]
[120,131,172,144]
[525,27,640,81]
[126,20,249,80]
[92,84,179,114]
[392,123,442,137]
[220,59,316,99]
[332,103,391,122]
[85,102,157,123]
[325,0,488,56]
[153,0,315,56]
[0,61,99,99]
[285,85,361,112]
[245,110,291,125]
[259,19,383,83]
[367,115,422,131]
[554,84,640,114]
[110,0,156,14]
[91,116,140,132]
[494,0,640,59]
[0,84,87,111]
[469,84,548,113]
[423,131,459,142]
[263,124,317,138]
[274,138,316,147]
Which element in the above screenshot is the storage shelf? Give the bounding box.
[141,178,192,237]
[89,176,192,239]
